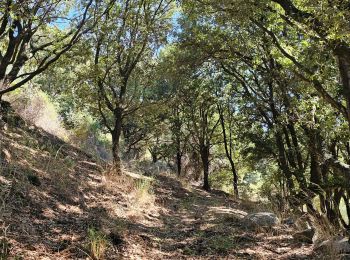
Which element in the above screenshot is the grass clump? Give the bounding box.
[131,178,156,211]
[205,234,236,254]
[0,237,10,260]
[86,227,109,260]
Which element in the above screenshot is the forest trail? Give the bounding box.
[121,174,315,260]
[1,0,350,259]
[0,108,314,259]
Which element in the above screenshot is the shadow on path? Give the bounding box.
[120,174,315,260]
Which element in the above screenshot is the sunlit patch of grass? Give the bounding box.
[239,199,273,214]
[6,87,70,141]
[179,177,193,191]
[86,227,109,260]
[102,170,157,219]
[132,179,155,207]
[102,170,134,192]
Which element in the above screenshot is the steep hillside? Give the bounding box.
[0,102,316,259]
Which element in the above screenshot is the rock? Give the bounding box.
[282,217,294,226]
[316,237,350,255]
[243,212,279,228]
[293,228,315,244]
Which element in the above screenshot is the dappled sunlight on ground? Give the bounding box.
[0,118,316,259]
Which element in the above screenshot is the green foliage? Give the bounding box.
[209,168,234,192]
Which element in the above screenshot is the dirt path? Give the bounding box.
[0,102,317,260]
[119,174,315,260]
[0,120,314,259]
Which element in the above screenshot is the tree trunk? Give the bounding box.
[304,126,327,213]
[287,122,306,186]
[176,150,182,177]
[150,148,158,163]
[275,131,294,191]
[229,158,239,198]
[200,144,210,191]
[192,152,202,181]
[218,106,239,198]
[335,49,350,127]
[111,107,123,174]
[269,85,294,192]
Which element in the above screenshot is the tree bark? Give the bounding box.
[337,55,350,128]
[176,150,182,177]
[218,105,239,198]
[111,107,123,174]
[200,144,210,191]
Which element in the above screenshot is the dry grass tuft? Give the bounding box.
[102,170,135,193]
[311,215,337,242]
[0,225,10,260]
[132,178,155,207]
[179,177,193,191]
[6,87,70,141]
[102,169,156,213]
[86,227,109,260]
[239,199,275,214]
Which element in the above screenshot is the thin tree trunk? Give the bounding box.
[176,150,182,177]
[218,105,239,198]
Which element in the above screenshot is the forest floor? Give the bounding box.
[0,104,316,259]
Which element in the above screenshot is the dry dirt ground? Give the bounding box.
[0,104,316,259]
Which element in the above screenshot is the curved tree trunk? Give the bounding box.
[218,105,239,198]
